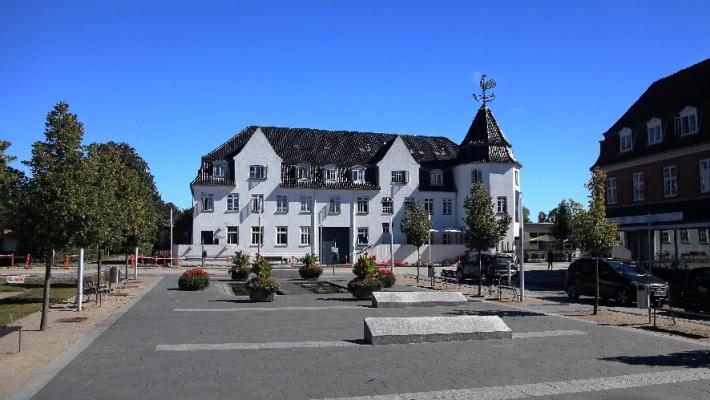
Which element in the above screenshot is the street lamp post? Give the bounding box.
[518,191,525,301]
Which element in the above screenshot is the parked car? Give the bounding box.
[565,257,669,305]
[456,253,496,284]
[493,254,518,285]
[654,267,710,313]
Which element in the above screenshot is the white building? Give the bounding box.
[181,103,521,264]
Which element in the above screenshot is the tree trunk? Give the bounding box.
[477,250,482,297]
[124,253,129,286]
[96,249,102,305]
[39,249,54,331]
[593,256,599,315]
[416,247,420,282]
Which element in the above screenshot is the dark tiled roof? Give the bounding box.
[457,106,520,165]
[594,57,710,167]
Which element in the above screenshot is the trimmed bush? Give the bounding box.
[247,256,280,301]
[229,250,251,280]
[376,268,396,288]
[352,254,377,279]
[299,253,323,280]
[178,268,210,291]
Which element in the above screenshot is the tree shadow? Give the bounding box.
[443,309,545,317]
[602,350,710,368]
[315,297,361,302]
[209,299,257,304]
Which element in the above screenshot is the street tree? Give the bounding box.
[523,207,531,224]
[0,141,25,231]
[571,166,618,315]
[400,204,432,281]
[463,183,512,296]
[550,199,582,247]
[537,211,548,223]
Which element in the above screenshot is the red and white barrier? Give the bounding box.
[0,253,32,269]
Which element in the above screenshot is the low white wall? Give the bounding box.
[367,244,466,265]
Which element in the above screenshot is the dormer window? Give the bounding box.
[619,128,633,153]
[324,166,337,182]
[296,166,310,181]
[213,162,227,177]
[249,165,267,180]
[430,169,443,186]
[351,167,365,183]
[675,106,699,136]
[646,118,662,145]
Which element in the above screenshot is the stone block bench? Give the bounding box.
[364,316,512,345]
[372,291,468,308]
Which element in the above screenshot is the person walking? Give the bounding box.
[547,250,554,271]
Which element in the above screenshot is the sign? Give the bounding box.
[331,247,339,254]
[6,275,25,284]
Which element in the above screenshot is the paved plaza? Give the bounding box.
[12,268,710,400]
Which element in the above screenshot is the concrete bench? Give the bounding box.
[364,316,512,345]
[372,291,467,308]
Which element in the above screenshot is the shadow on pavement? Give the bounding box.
[602,350,710,368]
[443,309,545,317]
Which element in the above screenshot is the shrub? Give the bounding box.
[229,250,251,279]
[251,256,273,279]
[299,264,323,280]
[246,276,280,291]
[352,254,377,279]
[347,275,383,293]
[376,268,396,288]
[178,268,210,291]
[301,253,318,267]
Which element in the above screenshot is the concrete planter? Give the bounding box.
[249,288,275,302]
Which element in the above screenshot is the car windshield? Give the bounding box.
[607,260,647,276]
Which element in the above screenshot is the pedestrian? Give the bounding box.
[547,250,554,271]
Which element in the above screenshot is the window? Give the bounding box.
[442,233,451,245]
[351,168,365,183]
[515,191,520,222]
[300,226,311,245]
[227,226,238,244]
[663,166,677,198]
[276,226,288,245]
[227,193,239,211]
[424,198,434,214]
[381,197,393,214]
[249,165,266,180]
[699,228,709,244]
[201,193,214,212]
[329,196,341,214]
[276,195,288,213]
[213,162,227,177]
[679,229,690,243]
[200,230,214,245]
[647,119,662,145]
[357,227,369,245]
[430,170,443,186]
[382,222,390,234]
[325,167,337,182]
[632,173,645,202]
[300,196,312,213]
[619,128,632,152]
[357,197,369,214]
[514,170,519,186]
[607,177,617,204]
[442,198,452,215]
[700,159,710,193]
[391,170,408,184]
[251,226,263,245]
[471,169,482,183]
[404,197,415,210]
[661,230,670,244]
[497,196,507,214]
[675,107,698,136]
[297,166,310,181]
[251,194,264,213]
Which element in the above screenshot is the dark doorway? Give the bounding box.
[321,227,349,264]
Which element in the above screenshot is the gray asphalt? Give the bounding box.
[24,271,710,400]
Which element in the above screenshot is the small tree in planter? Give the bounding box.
[246,256,280,302]
[229,250,251,280]
[376,268,396,288]
[298,253,322,280]
[178,268,210,291]
[347,254,383,300]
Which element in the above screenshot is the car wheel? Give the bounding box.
[566,282,579,300]
[615,288,631,306]
[456,269,464,283]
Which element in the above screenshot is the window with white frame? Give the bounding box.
[357,227,369,245]
[325,167,337,182]
[276,195,288,213]
[213,162,227,177]
[430,170,443,186]
[619,128,633,152]
[514,170,519,186]
[700,159,710,193]
[276,226,288,245]
[632,172,645,202]
[404,197,415,210]
[351,167,365,183]
[679,229,690,243]
[496,196,507,214]
[663,166,677,198]
[391,170,408,184]
[227,226,238,244]
[296,166,310,181]
[607,177,617,204]
[699,228,709,244]
[300,226,311,245]
[381,197,393,214]
[675,106,699,136]
[357,197,369,214]
[227,193,239,211]
[251,194,264,213]
[251,226,263,245]
[647,118,662,145]
[424,198,434,214]
[382,222,390,234]
[329,195,341,214]
[442,198,452,215]
[201,193,214,212]
[249,165,266,180]
[471,169,482,183]
[300,196,312,213]
[661,230,670,243]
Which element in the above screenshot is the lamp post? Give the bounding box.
[390,214,394,272]
[518,191,525,301]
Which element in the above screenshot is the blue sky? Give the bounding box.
[2,1,710,217]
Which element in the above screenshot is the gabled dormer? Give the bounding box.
[619,127,633,153]
[675,106,699,136]
[646,118,662,145]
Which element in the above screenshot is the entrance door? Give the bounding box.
[321,227,350,264]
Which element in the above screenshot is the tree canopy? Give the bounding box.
[571,167,618,256]
[463,183,512,253]
[400,204,431,266]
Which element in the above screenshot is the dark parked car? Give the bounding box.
[654,267,710,313]
[456,253,496,284]
[565,257,669,305]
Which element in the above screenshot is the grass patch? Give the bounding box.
[0,279,77,327]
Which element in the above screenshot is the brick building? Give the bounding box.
[593,58,710,266]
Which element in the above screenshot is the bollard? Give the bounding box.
[153,255,157,268]
[10,252,14,268]
[64,254,70,269]
[175,256,180,267]
[25,254,31,269]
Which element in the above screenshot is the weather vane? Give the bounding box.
[472,74,496,106]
